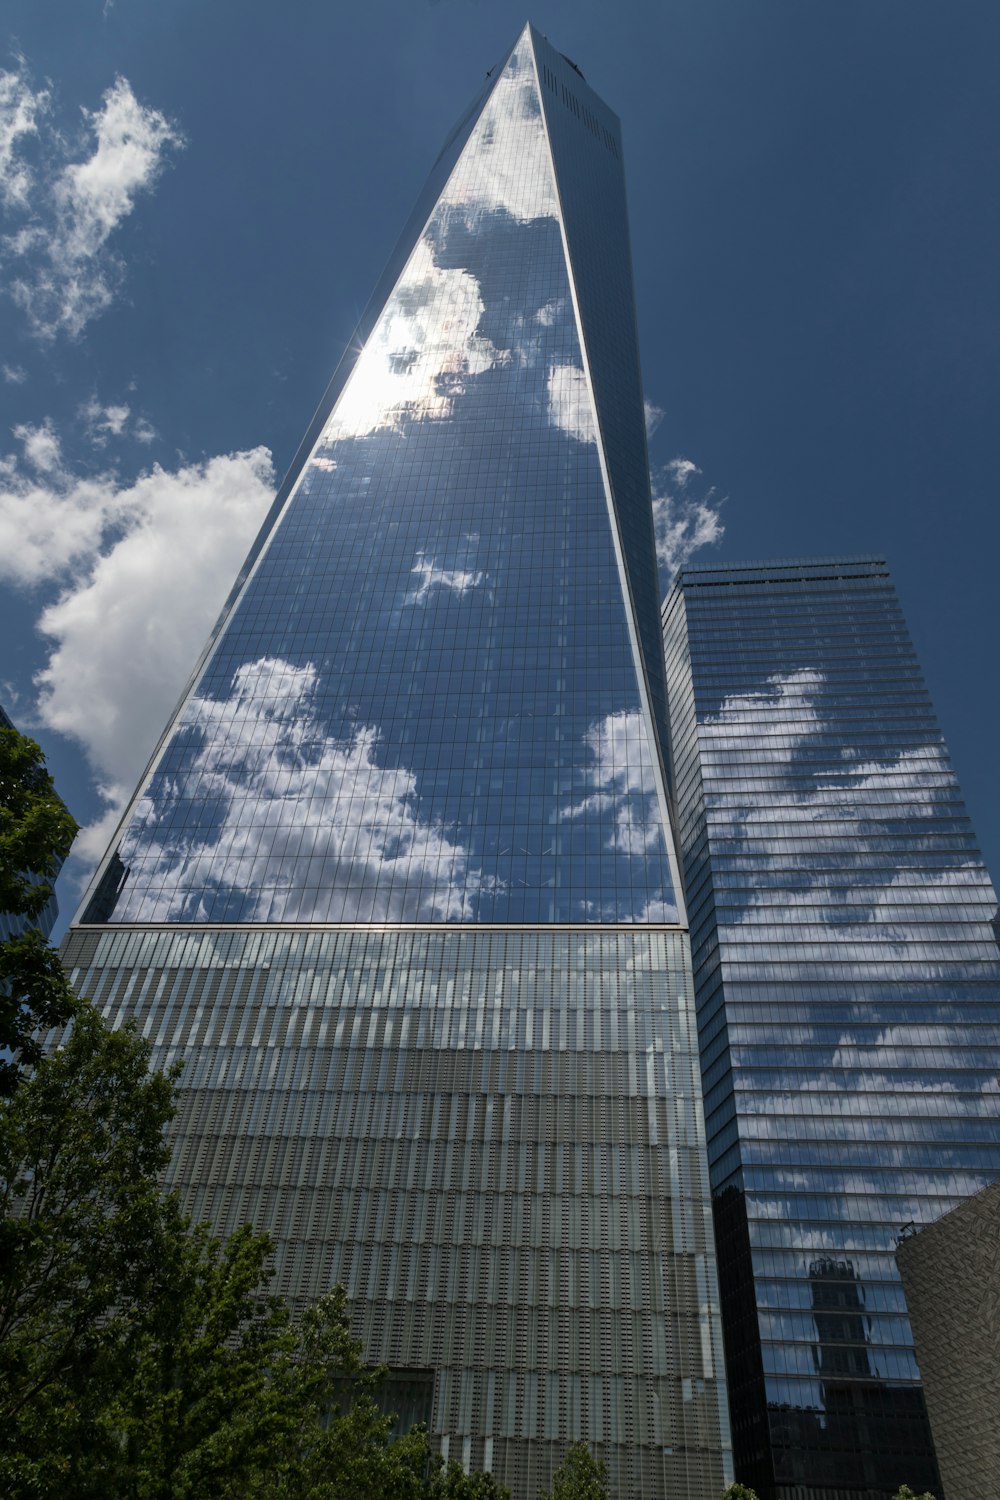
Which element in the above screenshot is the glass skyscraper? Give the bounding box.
[662,557,1000,1499]
[62,27,732,1498]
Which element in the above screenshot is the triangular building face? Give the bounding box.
[81,26,680,928]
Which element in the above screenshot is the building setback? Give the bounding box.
[662,557,1000,1500]
[63,27,732,1499]
[896,1178,1000,1500]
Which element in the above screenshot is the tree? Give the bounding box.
[0,1005,179,1494]
[427,1458,509,1500]
[891,1488,936,1500]
[0,723,79,1093]
[721,1486,761,1500]
[542,1442,610,1500]
[0,1002,510,1498]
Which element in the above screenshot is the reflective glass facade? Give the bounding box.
[67,27,732,1499]
[81,27,678,931]
[662,557,1000,1500]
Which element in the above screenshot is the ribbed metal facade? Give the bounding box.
[64,923,728,1497]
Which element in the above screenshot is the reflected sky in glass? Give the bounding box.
[664,561,1000,1484]
[101,33,677,926]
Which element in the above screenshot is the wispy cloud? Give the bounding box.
[0,61,50,209]
[643,398,664,440]
[650,455,725,592]
[3,68,183,340]
[560,709,678,922]
[563,709,661,853]
[79,394,133,444]
[406,550,485,603]
[2,363,27,384]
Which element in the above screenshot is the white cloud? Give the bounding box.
[562,709,678,922]
[315,35,555,450]
[0,62,49,209]
[12,417,62,474]
[406,550,485,604]
[71,788,132,874]
[665,456,699,487]
[80,395,131,443]
[34,448,275,822]
[5,74,182,340]
[440,35,558,227]
[2,363,27,384]
[324,236,508,441]
[697,667,999,965]
[650,456,725,590]
[113,657,485,924]
[0,411,274,876]
[0,421,120,584]
[567,709,660,847]
[546,363,597,445]
[643,398,664,440]
[697,667,824,762]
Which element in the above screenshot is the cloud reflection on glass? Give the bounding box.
[663,560,1000,1484]
[98,31,676,926]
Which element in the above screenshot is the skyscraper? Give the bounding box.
[62,27,732,1498]
[662,556,1000,1499]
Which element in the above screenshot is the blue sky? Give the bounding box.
[1,0,997,935]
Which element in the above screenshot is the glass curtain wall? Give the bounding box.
[662,556,1000,1500]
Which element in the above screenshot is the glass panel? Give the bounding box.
[99,32,677,927]
[664,560,1000,1498]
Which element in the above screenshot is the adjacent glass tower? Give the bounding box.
[662,557,1000,1500]
[63,27,732,1498]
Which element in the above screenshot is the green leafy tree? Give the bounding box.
[721,1485,761,1500]
[0,723,79,1092]
[427,1457,509,1500]
[542,1442,610,1500]
[891,1488,936,1500]
[253,1283,431,1500]
[0,1001,510,1498]
[0,1006,178,1493]
[106,1222,300,1498]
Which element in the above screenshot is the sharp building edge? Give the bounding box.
[64,26,732,1499]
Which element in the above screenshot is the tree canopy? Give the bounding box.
[0,999,509,1498]
[0,724,79,1092]
[542,1442,610,1500]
